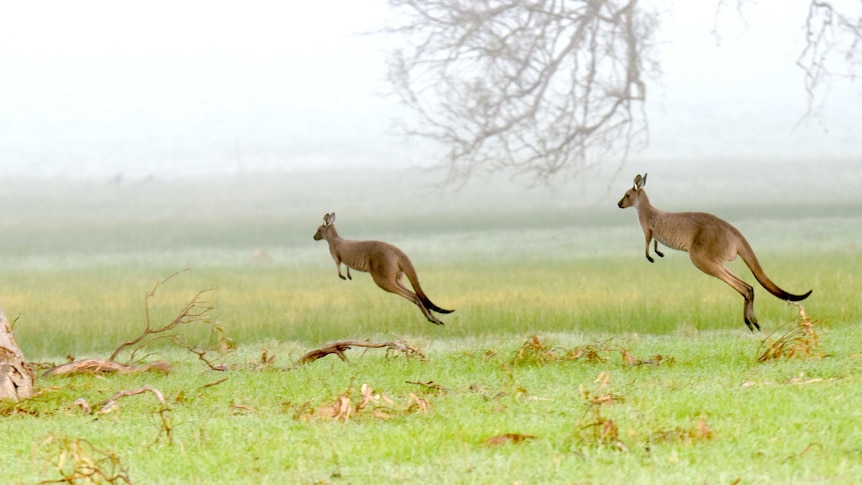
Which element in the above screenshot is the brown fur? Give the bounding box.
[618,174,811,331]
[313,212,453,325]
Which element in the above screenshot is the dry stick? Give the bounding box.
[98,387,174,442]
[98,386,167,408]
[73,386,168,415]
[200,377,229,389]
[406,380,451,393]
[167,336,230,371]
[298,340,425,364]
[73,398,92,414]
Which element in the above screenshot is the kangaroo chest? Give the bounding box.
[641,213,692,252]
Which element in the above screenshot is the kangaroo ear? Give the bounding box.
[634,173,647,190]
[327,212,336,225]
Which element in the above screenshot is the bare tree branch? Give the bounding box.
[381,0,660,183]
[712,0,861,121]
[381,0,860,182]
[109,270,214,363]
[796,0,862,119]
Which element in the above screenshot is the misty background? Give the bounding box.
[1,0,859,181]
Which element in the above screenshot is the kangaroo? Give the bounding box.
[313,212,454,325]
[617,173,811,331]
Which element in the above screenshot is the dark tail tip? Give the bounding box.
[786,289,812,302]
[423,297,454,314]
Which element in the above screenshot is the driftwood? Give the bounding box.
[299,340,425,364]
[43,359,172,377]
[0,306,34,401]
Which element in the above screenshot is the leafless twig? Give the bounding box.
[108,269,215,363]
[35,435,133,484]
[796,0,862,120]
[96,386,167,411]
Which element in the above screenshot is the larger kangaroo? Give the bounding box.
[617,174,811,331]
[313,212,454,325]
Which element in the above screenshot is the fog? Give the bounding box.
[0,0,859,181]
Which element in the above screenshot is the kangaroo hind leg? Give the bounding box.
[372,271,443,325]
[690,253,760,332]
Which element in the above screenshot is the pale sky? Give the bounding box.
[0,0,859,178]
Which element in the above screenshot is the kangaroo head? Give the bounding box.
[313,212,336,241]
[617,173,647,209]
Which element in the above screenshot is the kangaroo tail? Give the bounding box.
[424,299,454,314]
[738,238,812,302]
[402,261,454,314]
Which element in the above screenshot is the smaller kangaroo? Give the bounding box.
[313,212,454,325]
[617,173,811,331]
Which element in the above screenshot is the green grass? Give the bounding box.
[2,165,862,483]
[6,250,856,357]
[4,330,862,483]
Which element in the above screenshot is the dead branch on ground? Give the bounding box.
[199,377,229,390]
[35,435,133,484]
[96,386,167,412]
[296,382,431,421]
[165,335,230,371]
[72,386,168,416]
[109,269,214,363]
[43,359,171,377]
[406,380,451,393]
[46,270,224,377]
[482,433,536,446]
[511,335,673,367]
[298,339,425,364]
[69,386,173,444]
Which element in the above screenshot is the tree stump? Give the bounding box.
[0,306,34,401]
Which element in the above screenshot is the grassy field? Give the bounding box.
[1,160,861,483]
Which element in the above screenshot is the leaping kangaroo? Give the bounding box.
[313,212,454,325]
[617,173,811,331]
